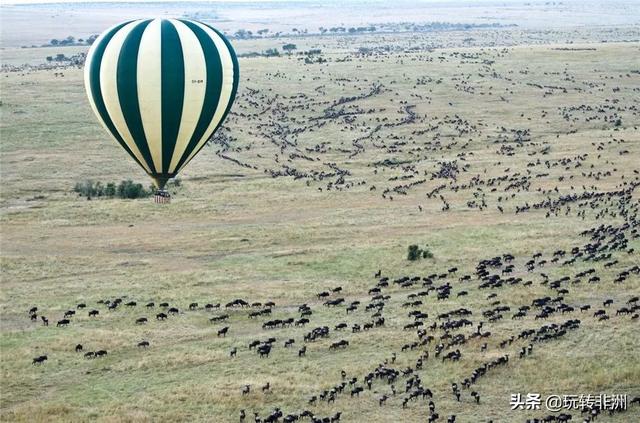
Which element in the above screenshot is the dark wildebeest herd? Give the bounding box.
[27,215,640,422]
[18,31,640,422]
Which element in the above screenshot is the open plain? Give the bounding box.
[1,1,639,422]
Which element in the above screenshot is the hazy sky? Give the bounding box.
[4,0,528,4]
[3,0,282,4]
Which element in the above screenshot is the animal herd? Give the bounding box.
[13,23,640,422]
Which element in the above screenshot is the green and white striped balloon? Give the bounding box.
[84,18,239,190]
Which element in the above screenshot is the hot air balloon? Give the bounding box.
[84,18,239,199]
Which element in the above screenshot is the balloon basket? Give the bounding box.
[154,190,171,204]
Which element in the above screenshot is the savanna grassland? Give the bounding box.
[1,7,640,423]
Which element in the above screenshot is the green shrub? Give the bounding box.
[104,182,116,197]
[407,244,434,261]
[407,245,421,261]
[117,180,151,199]
[74,179,154,199]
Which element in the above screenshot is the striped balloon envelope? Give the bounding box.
[84,18,239,190]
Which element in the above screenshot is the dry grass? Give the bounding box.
[1,28,639,423]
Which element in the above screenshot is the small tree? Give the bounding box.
[282,43,297,54]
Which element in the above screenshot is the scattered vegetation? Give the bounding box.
[45,35,98,47]
[73,179,151,199]
[238,49,281,58]
[72,179,183,199]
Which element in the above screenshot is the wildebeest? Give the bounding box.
[329,340,349,350]
[258,344,271,358]
[32,355,47,365]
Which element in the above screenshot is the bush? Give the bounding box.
[104,182,116,197]
[117,180,151,199]
[407,245,421,261]
[74,179,153,200]
[407,244,434,261]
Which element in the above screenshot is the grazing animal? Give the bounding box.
[471,391,480,404]
[138,341,150,348]
[258,345,272,358]
[329,340,349,350]
[217,326,230,337]
[32,355,47,365]
[57,319,70,327]
[75,344,83,352]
